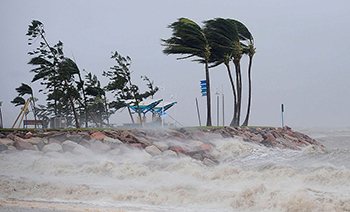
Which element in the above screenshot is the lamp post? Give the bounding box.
[0,101,3,129]
[215,91,220,126]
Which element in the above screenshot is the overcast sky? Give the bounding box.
[1,0,350,128]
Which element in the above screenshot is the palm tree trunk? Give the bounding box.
[233,59,242,126]
[225,63,238,127]
[205,61,212,126]
[242,55,253,126]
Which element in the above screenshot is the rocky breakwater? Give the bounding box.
[0,126,323,166]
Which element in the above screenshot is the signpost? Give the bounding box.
[200,80,207,96]
[281,104,285,127]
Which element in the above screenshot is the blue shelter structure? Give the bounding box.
[120,99,177,126]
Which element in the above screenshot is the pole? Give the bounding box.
[0,101,3,129]
[195,98,201,126]
[222,93,224,126]
[281,104,285,127]
[216,95,219,126]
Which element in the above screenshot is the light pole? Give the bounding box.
[215,91,220,126]
[0,101,3,129]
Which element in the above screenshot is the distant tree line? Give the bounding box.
[162,18,255,126]
[11,20,158,128]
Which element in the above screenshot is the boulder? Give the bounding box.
[0,138,14,146]
[0,143,8,152]
[90,139,111,153]
[42,143,63,153]
[145,145,162,156]
[203,158,217,166]
[162,150,178,158]
[72,144,94,155]
[153,141,169,151]
[66,134,84,143]
[14,137,36,150]
[103,136,123,148]
[170,146,188,155]
[61,140,79,152]
[90,131,106,140]
[135,136,152,146]
[24,132,33,139]
[200,144,212,151]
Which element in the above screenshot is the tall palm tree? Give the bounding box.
[162,18,212,126]
[228,19,255,126]
[242,41,256,126]
[204,18,240,126]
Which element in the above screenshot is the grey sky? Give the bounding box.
[1,0,349,128]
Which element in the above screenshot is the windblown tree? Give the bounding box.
[162,18,212,126]
[26,20,81,128]
[84,72,110,127]
[11,83,38,126]
[103,51,159,126]
[204,18,241,126]
[204,18,255,126]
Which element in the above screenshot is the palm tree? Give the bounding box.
[14,83,38,126]
[204,18,240,126]
[242,41,256,126]
[162,18,212,126]
[228,19,255,126]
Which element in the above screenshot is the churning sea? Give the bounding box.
[0,127,350,212]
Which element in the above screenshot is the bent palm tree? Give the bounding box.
[162,18,212,126]
[204,18,241,126]
[229,19,255,126]
[14,83,38,126]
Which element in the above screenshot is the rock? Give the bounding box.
[203,158,217,166]
[145,145,162,156]
[0,143,8,152]
[0,138,14,146]
[14,137,36,150]
[48,132,67,142]
[129,143,142,148]
[45,151,63,158]
[135,136,152,146]
[162,150,178,158]
[200,144,212,151]
[79,139,91,148]
[72,144,94,155]
[66,134,84,143]
[153,142,169,151]
[103,136,123,148]
[42,143,63,153]
[61,140,79,152]
[190,140,204,146]
[0,133,6,138]
[48,137,61,144]
[170,146,188,155]
[24,132,33,139]
[25,137,43,144]
[90,131,106,140]
[90,139,111,153]
[250,134,264,143]
[168,131,186,139]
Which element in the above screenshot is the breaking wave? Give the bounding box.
[1,128,350,211]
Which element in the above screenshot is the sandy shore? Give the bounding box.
[0,200,147,212]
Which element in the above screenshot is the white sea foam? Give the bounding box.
[1,128,350,211]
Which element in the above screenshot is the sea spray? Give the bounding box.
[1,128,350,211]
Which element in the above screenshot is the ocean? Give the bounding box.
[0,127,350,212]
